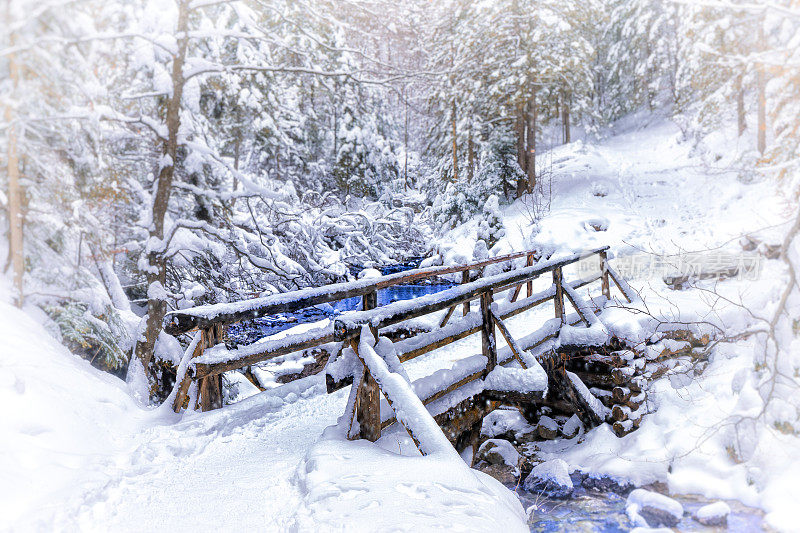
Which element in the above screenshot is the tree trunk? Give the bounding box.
[451,98,459,181]
[736,73,746,137]
[467,122,474,183]
[515,101,528,198]
[562,92,571,144]
[403,88,409,190]
[516,100,525,171]
[756,20,767,155]
[134,0,191,380]
[5,18,24,307]
[526,91,536,194]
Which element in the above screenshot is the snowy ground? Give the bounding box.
[4,117,798,531]
[438,115,798,530]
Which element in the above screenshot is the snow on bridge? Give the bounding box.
[166,245,637,451]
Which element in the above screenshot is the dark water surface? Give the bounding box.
[228,257,455,345]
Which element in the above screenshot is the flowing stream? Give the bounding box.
[514,475,766,532]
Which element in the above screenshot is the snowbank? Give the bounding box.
[0,300,149,529]
[294,427,528,531]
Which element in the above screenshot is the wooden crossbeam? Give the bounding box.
[166,247,585,335]
[491,310,528,369]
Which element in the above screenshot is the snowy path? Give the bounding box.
[62,377,344,531]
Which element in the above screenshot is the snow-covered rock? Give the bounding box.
[626,489,684,528]
[561,414,582,439]
[581,473,634,494]
[537,415,559,440]
[476,439,520,468]
[694,501,731,526]
[357,267,382,280]
[522,459,574,499]
[481,409,536,442]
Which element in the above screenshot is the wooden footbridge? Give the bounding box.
[165,247,643,454]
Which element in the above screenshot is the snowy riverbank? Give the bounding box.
[2,117,798,531]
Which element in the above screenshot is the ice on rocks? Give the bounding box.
[522,459,574,499]
[626,489,684,528]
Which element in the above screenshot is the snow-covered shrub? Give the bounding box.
[432,126,523,232]
[45,302,129,377]
[474,195,506,258]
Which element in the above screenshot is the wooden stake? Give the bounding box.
[492,311,527,369]
[461,270,470,316]
[562,281,590,326]
[600,251,610,299]
[479,291,497,376]
[439,305,456,328]
[553,267,565,323]
[355,295,381,441]
[526,253,534,298]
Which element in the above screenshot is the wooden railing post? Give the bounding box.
[479,290,497,377]
[198,323,225,411]
[172,323,225,413]
[553,266,565,324]
[600,251,610,299]
[526,252,534,298]
[355,291,381,441]
[461,270,470,316]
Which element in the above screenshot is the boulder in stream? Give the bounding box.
[522,459,574,499]
[694,501,730,526]
[626,489,683,528]
[475,439,520,468]
[536,415,559,440]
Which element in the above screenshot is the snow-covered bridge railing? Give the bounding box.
[165,245,635,451]
[325,247,636,447]
[166,247,564,410]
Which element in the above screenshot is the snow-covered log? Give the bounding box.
[355,327,462,459]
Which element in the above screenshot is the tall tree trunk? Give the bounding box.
[562,91,571,144]
[516,100,528,197]
[134,0,191,379]
[451,98,459,181]
[403,88,409,190]
[736,73,746,136]
[5,17,24,307]
[516,100,525,171]
[526,91,537,194]
[756,20,767,155]
[467,121,474,183]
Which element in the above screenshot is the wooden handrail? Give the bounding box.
[332,247,608,341]
[189,264,606,380]
[171,245,613,413]
[164,247,563,335]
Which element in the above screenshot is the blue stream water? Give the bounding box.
[227,257,455,345]
[516,474,765,532]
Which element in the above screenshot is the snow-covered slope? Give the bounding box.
[1,294,525,531]
[0,299,146,528]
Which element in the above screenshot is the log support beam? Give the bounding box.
[479,290,497,377]
[553,267,565,323]
[354,292,381,441]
